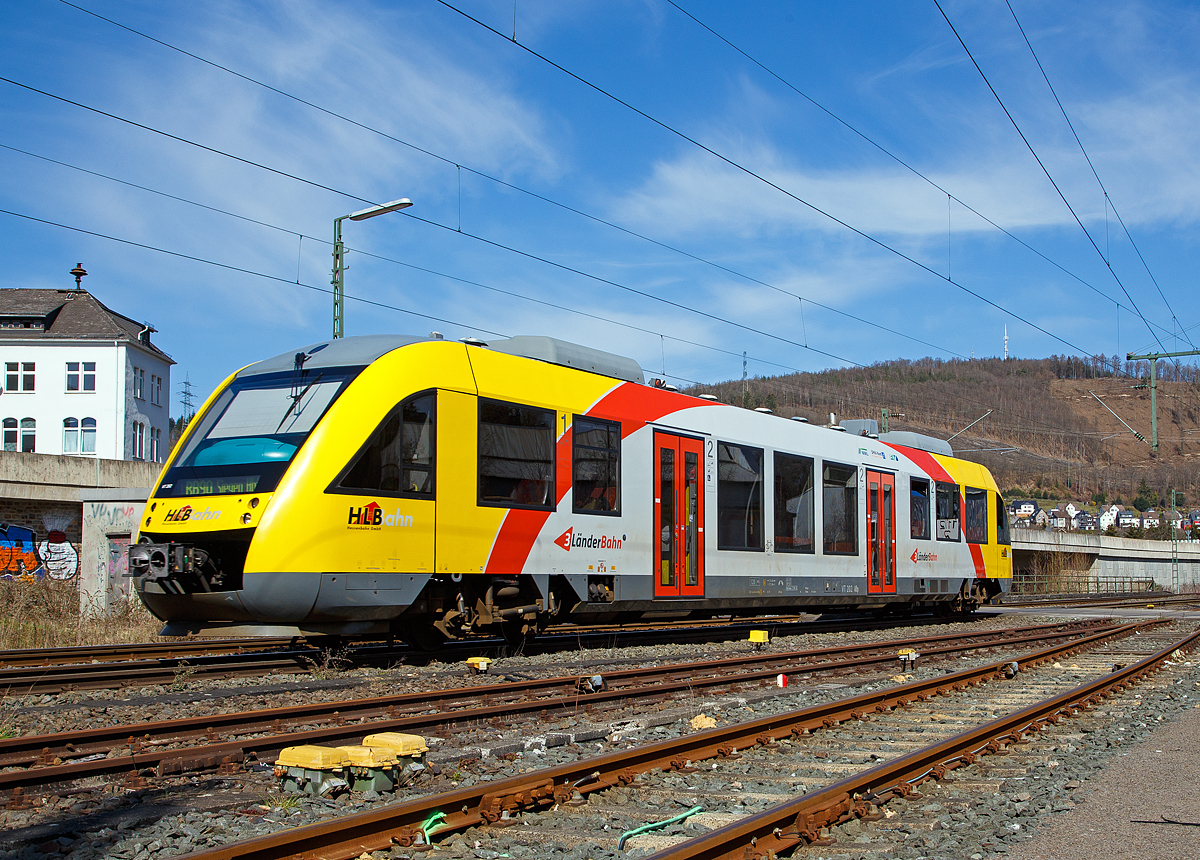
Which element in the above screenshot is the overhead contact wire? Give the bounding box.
[663,0,1181,344]
[0,75,858,369]
[932,0,1166,354]
[1003,0,1192,348]
[0,207,507,338]
[55,0,959,359]
[433,0,1095,356]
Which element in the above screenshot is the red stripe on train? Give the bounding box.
[484,383,706,574]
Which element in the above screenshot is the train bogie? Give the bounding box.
[130,334,1011,643]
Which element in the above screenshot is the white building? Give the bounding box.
[0,286,173,461]
[1098,504,1122,531]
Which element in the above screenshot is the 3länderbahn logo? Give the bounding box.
[553,527,625,551]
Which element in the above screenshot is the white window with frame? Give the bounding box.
[150,427,160,462]
[2,418,15,451]
[5,362,35,392]
[150,374,160,405]
[132,421,145,460]
[81,418,96,454]
[63,418,79,453]
[134,368,145,400]
[66,361,96,392]
[20,417,35,453]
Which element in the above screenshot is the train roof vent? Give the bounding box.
[486,336,645,384]
[878,430,953,457]
[839,418,879,437]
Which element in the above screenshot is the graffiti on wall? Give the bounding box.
[0,515,79,580]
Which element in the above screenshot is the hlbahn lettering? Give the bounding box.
[163,505,220,524]
[347,501,413,529]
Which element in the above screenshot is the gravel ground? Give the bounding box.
[0,614,1143,859]
[1,612,1041,737]
[1001,682,1200,859]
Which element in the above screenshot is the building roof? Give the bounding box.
[0,288,173,363]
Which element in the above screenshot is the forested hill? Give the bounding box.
[684,356,1200,507]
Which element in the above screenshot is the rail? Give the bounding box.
[647,623,1200,860]
[168,620,1154,860]
[0,620,1110,795]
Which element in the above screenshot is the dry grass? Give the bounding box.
[0,578,163,650]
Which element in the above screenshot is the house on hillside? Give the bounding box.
[1031,509,1050,528]
[1098,504,1123,531]
[1143,510,1161,528]
[0,277,172,461]
[1116,510,1141,529]
[1009,500,1039,519]
[1049,507,1072,530]
[1074,511,1097,531]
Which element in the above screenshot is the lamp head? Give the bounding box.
[348,198,413,221]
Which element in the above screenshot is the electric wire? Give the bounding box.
[0,201,1134,444]
[0,146,814,383]
[54,0,962,360]
[0,207,506,338]
[931,0,1167,354]
[433,0,1097,356]
[27,5,1192,438]
[1004,0,1193,349]
[0,75,861,369]
[662,0,1183,344]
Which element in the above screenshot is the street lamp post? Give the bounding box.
[331,198,412,339]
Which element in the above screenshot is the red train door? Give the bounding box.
[654,431,705,598]
[867,470,896,594]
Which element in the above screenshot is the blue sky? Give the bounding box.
[3,0,1200,416]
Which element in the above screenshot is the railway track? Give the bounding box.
[0,619,1113,797]
[0,637,301,669]
[0,611,998,696]
[157,618,1191,860]
[1000,590,1199,609]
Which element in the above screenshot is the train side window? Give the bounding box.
[335,391,435,496]
[910,477,931,540]
[573,416,620,515]
[936,482,961,542]
[964,487,988,543]
[822,462,858,555]
[774,451,814,553]
[717,442,763,550]
[995,492,1011,545]
[478,399,555,510]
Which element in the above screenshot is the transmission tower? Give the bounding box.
[179,373,196,422]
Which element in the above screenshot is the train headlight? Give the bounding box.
[241,513,252,524]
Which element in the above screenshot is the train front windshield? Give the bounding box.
[156,367,360,498]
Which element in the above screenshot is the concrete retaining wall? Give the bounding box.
[1012,529,1200,587]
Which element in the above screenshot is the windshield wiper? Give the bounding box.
[276,372,323,433]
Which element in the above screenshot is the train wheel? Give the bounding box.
[401,625,447,652]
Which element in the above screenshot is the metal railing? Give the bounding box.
[1010,571,1157,596]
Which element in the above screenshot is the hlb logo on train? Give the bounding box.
[347,501,413,530]
[163,505,220,523]
[554,527,625,552]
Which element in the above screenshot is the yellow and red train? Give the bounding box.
[131,334,1012,646]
